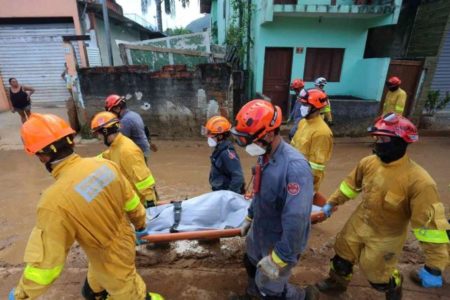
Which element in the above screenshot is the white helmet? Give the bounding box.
[314,77,327,86]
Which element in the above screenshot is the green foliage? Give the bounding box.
[424,90,450,115]
[164,27,192,36]
[224,0,254,65]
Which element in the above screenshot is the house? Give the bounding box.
[0,0,163,108]
[202,0,403,119]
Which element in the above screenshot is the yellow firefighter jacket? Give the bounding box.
[328,154,450,271]
[383,88,407,115]
[101,133,157,205]
[13,154,146,299]
[291,115,333,192]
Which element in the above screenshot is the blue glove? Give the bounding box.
[419,266,443,288]
[321,203,334,218]
[135,228,147,245]
[8,288,15,300]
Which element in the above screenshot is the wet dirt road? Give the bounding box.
[0,136,450,299]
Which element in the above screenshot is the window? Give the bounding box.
[304,48,345,82]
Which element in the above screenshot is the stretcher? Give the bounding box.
[141,191,331,243]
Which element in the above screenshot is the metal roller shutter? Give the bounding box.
[431,28,450,112]
[0,23,81,104]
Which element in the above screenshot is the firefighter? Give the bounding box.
[8,113,163,300]
[382,76,407,116]
[104,94,155,162]
[91,112,158,208]
[314,77,333,126]
[231,100,319,300]
[288,78,307,141]
[291,88,333,193]
[316,113,450,299]
[204,115,245,194]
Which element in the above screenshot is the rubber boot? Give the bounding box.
[315,269,350,293]
[304,285,320,300]
[81,278,108,300]
[385,284,402,300]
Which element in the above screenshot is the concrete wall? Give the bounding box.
[78,64,233,137]
[252,16,390,100]
[329,99,380,136]
[407,0,450,58]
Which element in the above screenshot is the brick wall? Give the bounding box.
[78,63,233,137]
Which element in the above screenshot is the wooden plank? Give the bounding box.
[122,44,225,59]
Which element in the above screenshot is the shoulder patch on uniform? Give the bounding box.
[227,149,237,160]
[287,182,300,195]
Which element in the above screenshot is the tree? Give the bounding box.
[141,0,190,33]
[164,27,192,36]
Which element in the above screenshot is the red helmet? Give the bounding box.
[368,113,418,143]
[104,94,125,111]
[231,99,282,147]
[300,88,329,109]
[387,76,401,87]
[290,79,304,90]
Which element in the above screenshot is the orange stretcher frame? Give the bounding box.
[142,192,332,243]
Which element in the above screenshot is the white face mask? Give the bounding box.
[300,104,311,117]
[245,143,266,156]
[207,137,217,148]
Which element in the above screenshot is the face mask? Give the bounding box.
[388,86,399,92]
[373,137,408,163]
[245,143,266,156]
[300,105,311,117]
[207,137,217,148]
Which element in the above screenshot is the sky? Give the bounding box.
[116,0,204,31]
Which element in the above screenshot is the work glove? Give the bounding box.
[257,252,286,280]
[8,288,15,300]
[411,266,443,288]
[321,203,334,218]
[240,217,252,236]
[135,228,147,245]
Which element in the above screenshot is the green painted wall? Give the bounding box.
[96,17,141,66]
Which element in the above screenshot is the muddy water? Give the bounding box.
[1,137,449,299]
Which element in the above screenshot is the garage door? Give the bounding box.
[431,28,450,112]
[0,23,81,104]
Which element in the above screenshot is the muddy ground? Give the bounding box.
[0,108,449,299]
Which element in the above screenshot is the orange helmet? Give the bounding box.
[300,88,329,109]
[204,116,231,136]
[231,99,282,147]
[368,113,418,143]
[387,76,401,87]
[21,113,75,155]
[290,79,304,90]
[104,94,125,111]
[91,112,120,132]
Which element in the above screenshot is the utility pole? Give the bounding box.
[102,0,114,66]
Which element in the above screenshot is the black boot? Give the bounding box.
[81,278,108,300]
[316,255,353,294]
[385,284,402,300]
[315,269,350,293]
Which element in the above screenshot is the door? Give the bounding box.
[0,23,81,104]
[263,47,293,118]
[380,60,423,116]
